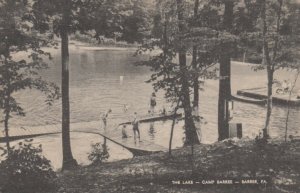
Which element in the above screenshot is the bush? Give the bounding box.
[0,140,57,193]
[88,142,109,165]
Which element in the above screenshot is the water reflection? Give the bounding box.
[149,122,156,140]
[80,53,88,69]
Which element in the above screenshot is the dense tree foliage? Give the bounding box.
[0,0,59,153]
[138,0,219,145]
[77,0,154,43]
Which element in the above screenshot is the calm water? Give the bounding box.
[1,45,300,169]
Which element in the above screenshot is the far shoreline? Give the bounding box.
[69,40,262,66]
[69,39,139,51]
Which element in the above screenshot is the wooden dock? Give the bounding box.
[237,87,300,106]
[77,128,167,156]
[119,112,181,125]
[0,113,176,156]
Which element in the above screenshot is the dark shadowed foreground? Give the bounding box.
[57,138,300,193]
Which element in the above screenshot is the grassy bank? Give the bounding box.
[57,138,300,193]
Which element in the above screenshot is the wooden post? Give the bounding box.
[229,123,243,139]
[237,123,242,139]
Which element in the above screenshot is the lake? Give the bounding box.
[1,44,300,169]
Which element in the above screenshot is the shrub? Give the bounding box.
[88,142,109,165]
[0,140,57,193]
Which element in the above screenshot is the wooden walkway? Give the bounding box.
[0,113,177,156]
[237,87,300,106]
[74,128,167,156]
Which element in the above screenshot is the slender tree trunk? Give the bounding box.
[169,101,180,156]
[261,0,270,138]
[61,0,77,170]
[4,94,11,154]
[192,48,199,108]
[264,69,273,138]
[218,1,233,141]
[163,13,168,56]
[168,117,176,156]
[4,115,10,153]
[192,0,199,108]
[176,0,200,146]
[261,0,283,139]
[169,105,179,156]
[3,58,11,154]
[285,71,299,142]
[191,1,200,170]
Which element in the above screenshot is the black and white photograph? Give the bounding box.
[0,0,300,192]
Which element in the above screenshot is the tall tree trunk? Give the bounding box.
[218,1,233,141]
[3,58,11,154]
[192,48,199,108]
[192,0,199,108]
[176,0,200,146]
[4,113,10,153]
[264,68,273,138]
[169,100,180,156]
[61,0,77,170]
[218,54,231,140]
[261,0,270,138]
[262,0,283,139]
[4,93,11,154]
[285,71,299,142]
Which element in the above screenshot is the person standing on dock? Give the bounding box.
[149,92,156,115]
[101,109,112,130]
[132,112,140,141]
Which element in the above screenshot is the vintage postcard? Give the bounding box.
[0,0,299,193]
